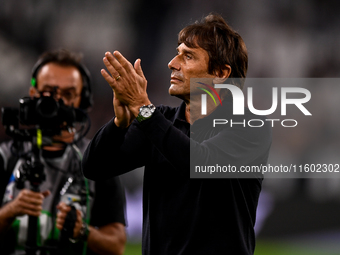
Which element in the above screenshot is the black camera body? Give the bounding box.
[1,94,87,144]
[4,95,76,129]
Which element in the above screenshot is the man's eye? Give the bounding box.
[185,54,192,60]
[62,92,74,100]
[63,92,72,97]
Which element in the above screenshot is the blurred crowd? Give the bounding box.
[1,0,340,241]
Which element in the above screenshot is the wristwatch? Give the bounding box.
[69,222,90,243]
[136,104,156,122]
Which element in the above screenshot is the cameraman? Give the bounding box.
[0,49,126,255]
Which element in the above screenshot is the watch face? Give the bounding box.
[141,108,152,117]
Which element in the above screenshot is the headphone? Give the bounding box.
[31,57,93,110]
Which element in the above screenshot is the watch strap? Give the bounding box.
[69,222,90,243]
[136,104,156,122]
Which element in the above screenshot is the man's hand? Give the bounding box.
[101,51,151,127]
[0,189,50,237]
[112,92,135,129]
[56,202,83,239]
[6,189,50,218]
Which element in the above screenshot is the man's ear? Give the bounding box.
[29,86,37,97]
[213,65,231,84]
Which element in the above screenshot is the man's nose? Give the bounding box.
[54,91,62,100]
[168,55,180,70]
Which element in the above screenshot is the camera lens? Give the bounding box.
[36,96,59,118]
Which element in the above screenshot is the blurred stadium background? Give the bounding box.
[1,0,340,254]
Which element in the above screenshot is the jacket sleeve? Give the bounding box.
[82,117,151,180]
[82,108,272,179]
[136,109,272,177]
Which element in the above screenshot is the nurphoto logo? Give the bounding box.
[198,82,312,128]
[196,82,223,115]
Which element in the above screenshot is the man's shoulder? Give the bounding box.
[0,141,12,173]
[0,140,13,160]
[156,104,183,120]
[0,140,31,171]
[75,137,91,153]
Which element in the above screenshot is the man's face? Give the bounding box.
[31,63,83,108]
[168,43,215,100]
[29,63,83,149]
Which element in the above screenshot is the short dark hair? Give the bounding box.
[178,13,248,89]
[32,49,85,81]
[31,49,93,109]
